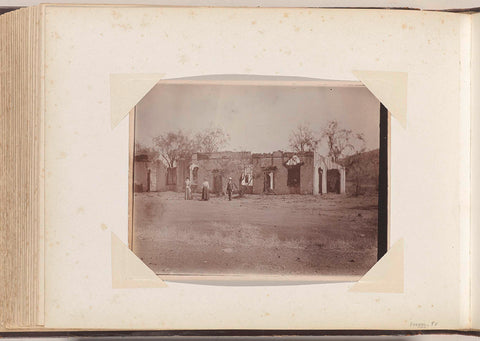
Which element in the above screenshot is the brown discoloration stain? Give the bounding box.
[283,13,289,18]
[441,19,445,24]
[111,10,122,20]
[294,26,300,32]
[112,23,133,31]
[402,24,407,29]
[101,223,108,231]
[76,207,85,215]
[57,151,67,160]
[251,20,256,25]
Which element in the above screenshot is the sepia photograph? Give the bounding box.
[131,79,384,279]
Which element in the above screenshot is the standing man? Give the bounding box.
[226,177,234,201]
[201,178,210,201]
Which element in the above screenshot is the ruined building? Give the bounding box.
[134,151,345,195]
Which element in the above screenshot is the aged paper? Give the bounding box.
[43,6,470,329]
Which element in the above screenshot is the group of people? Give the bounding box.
[184,176,237,201]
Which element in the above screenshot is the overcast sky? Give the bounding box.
[135,83,380,155]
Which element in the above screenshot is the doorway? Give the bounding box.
[327,169,340,194]
[318,168,323,194]
[263,172,274,192]
[213,173,223,194]
[287,165,301,194]
[146,169,151,192]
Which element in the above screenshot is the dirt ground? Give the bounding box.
[132,191,378,277]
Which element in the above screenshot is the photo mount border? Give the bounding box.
[111,74,399,288]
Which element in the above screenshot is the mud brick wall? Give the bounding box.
[134,161,149,192]
[153,161,168,192]
[252,152,314,195]
[190,152,252,194]
[299,155,314,195]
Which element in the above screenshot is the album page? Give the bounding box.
[42,5,471,329]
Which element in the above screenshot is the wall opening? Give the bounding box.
[192,167,199,183]
[318,168,323,194]
[287,165,301,194]
[264,171,274,193]
[327,169,340,194]
[212,172,223,194]
[147,169,151,192]
[166,167,177,185]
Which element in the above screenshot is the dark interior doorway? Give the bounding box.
[263,172,273,192]
[318,168,323,194]
[213,173,223,194]
[147,169,151,192]
[287,165,301,194]
[327,169,340,194]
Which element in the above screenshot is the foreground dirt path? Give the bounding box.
[132,191,378,277]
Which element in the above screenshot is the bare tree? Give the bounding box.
[342,152,371,196]
[321,120,365,162]
[152,130,196,168]
[288,124,319,153]
[135,143,159,161]
[320,120,372,196]
[152,127,230,168]
[194,127,230,153]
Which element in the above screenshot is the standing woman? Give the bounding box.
[185,177,192,200]
[201,178,210,201]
